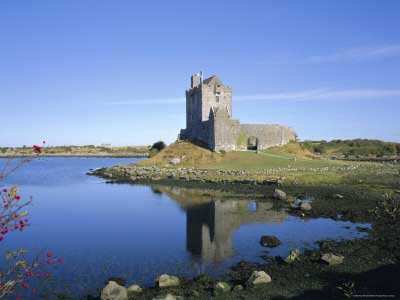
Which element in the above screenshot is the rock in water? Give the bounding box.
[157,274,180,288]
[285,249,300,263]
[300,202,312,211]
[127,284,143,293]
[247,271,272,286]
[321,253,344,266]
[260,235,281,247]
[272,189,287,200]
[214,281,231,294]
[101,281,128,300]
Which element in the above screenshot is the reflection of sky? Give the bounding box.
[0,158,370,297]
[233,217,370,261]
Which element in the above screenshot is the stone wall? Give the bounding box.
[212,113,240,152]
[239,124,297,149]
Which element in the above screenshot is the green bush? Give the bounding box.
[151,141,166,152]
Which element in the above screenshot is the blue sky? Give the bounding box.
[1,0,399,146]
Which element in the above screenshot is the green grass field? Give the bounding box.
[137,141,347,171]
[203,150,342,170]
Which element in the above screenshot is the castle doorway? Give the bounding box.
[247,136,258,151]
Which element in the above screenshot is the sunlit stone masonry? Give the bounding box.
[179,72,297,152]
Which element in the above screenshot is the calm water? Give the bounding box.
[0,157,370,297]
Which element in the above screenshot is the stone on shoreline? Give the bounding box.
[321,253,344,266]
[285,249,300,263]
[101,281,128,300]
[214,281,231,294]
[260,235,281,247]
[157,274,180,288]
[300,202,312,211]
[272,189,287,200]
[246,270,272,286]
[333,194,344,199]
[170,158,181,165]
[152,294,183,300]
[233,284,244,291]
[127,284,143,293]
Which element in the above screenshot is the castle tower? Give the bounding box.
[179,71,297,152]
[186,73,232,126]
[200,75,232,122]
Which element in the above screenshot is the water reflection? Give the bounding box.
[186,200,286,262]
[151,185,287,262]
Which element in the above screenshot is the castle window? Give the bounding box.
[216,96,220,103]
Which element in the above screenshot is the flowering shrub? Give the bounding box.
[0,143,63,299]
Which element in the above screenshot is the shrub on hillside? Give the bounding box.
[151,141,166,152]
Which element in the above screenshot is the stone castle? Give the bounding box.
[179,72,296,152]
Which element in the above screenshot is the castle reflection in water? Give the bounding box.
[150,185,287,262]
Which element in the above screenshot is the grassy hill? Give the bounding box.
[301,139,400,157]
[136,141,221,167]
[136,141,342,170]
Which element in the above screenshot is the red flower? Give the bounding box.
[1,188,7,193]
[15,195,21,200]
[45,273,50,278]
[0,237,3,241]
[46,259,51,264]
[33,145,42,153]
[46,252,52,257]
[26,270,32,276]
[22,282,28,289]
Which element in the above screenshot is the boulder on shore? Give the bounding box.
[246,270,272,286]
[101,281,128,300]
[170,158,181,165]
[127,284,143,293]
[152,294,183,300]
[260,235,281,247]
[285,249,300,263]
[321,253,344,266]
[157,274,180,288]
[300,202,312,211]
[214,281,231,295]
[272,189,287,200]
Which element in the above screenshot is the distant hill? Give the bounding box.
[0,145,150,157]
